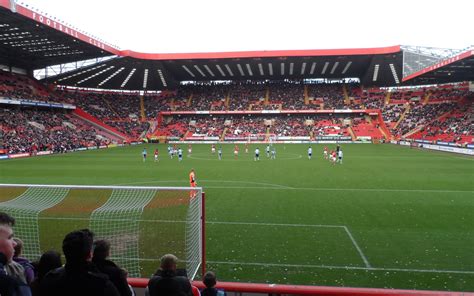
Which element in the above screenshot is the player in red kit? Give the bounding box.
[331,151,337,164]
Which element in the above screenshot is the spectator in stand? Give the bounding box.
[146,254,193,296]
[382,104,405,123]
[30,250,62,296]
[12,238,35,284]
[393,102,457,137]
[40,229,119,296]
[307,83,346,109]
[1,107,113,154]
[92,239,133,296]
[201,271,226,296]
[268,81,304,110]
[1,237,27,284]
[0,212,31,296]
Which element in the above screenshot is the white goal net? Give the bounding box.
[0,184,204,279]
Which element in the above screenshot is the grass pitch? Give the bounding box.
[0,143,473,292]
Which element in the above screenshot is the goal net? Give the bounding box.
[0,184,204,279]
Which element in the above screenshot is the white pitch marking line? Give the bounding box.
[187,153,303,161]
[293,187,473,194]
[38,217,340,228]
[208,221,343,228]
[37,217,474,274]
[201,186,472,193]
[211,221,371,268]
[343,226,371,268]
[199,187,474,193]
[112,180,294,189]
[200,180,294,189]
[110,180,472,194]
[205,260,474,275]
[104,256,474,275]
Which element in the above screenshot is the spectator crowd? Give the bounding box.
[1,107,112,154]
[1,71,472,144]
[0,211,227,296]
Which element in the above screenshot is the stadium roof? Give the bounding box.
[0,0,118,70]
[43,47,404,90]
[401,48,474,85]
[0,0,472,90]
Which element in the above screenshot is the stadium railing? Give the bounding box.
[127,278,474,295]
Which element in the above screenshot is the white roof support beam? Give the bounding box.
[182,65,195,78]
[310,62,317,75]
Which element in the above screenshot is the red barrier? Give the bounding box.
[73,107,129,141]
[376,109,392,139]
[127,278,473,295]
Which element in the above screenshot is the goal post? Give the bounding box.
[0,184,205,280]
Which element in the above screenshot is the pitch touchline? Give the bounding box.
[206,261,474,275]
[108,256,474,275]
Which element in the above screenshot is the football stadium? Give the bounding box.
[0,1,473,295]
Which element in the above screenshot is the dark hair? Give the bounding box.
[37,250,62,280]
[203,271,217,288]
[62,229,94,264]
[160,254,178,270]
[0,212,15,226]
[92,239,110,261]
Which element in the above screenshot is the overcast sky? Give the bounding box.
[19,0,473,53]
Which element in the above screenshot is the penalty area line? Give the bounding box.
[343,226,371,268]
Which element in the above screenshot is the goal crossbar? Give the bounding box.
[0,183,202,191]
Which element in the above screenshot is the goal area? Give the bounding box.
[0,184,205,280]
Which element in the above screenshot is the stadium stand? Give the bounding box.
[307,83,346,109]
[382,104,406,124]
[54,90,150,138]
[1,106,113,154]
[228,83,267,111]
[143,94,173,118]
[1,69,472,145]
[0,71,52,101]
[392,102,458,137]
[408,102,473,144]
